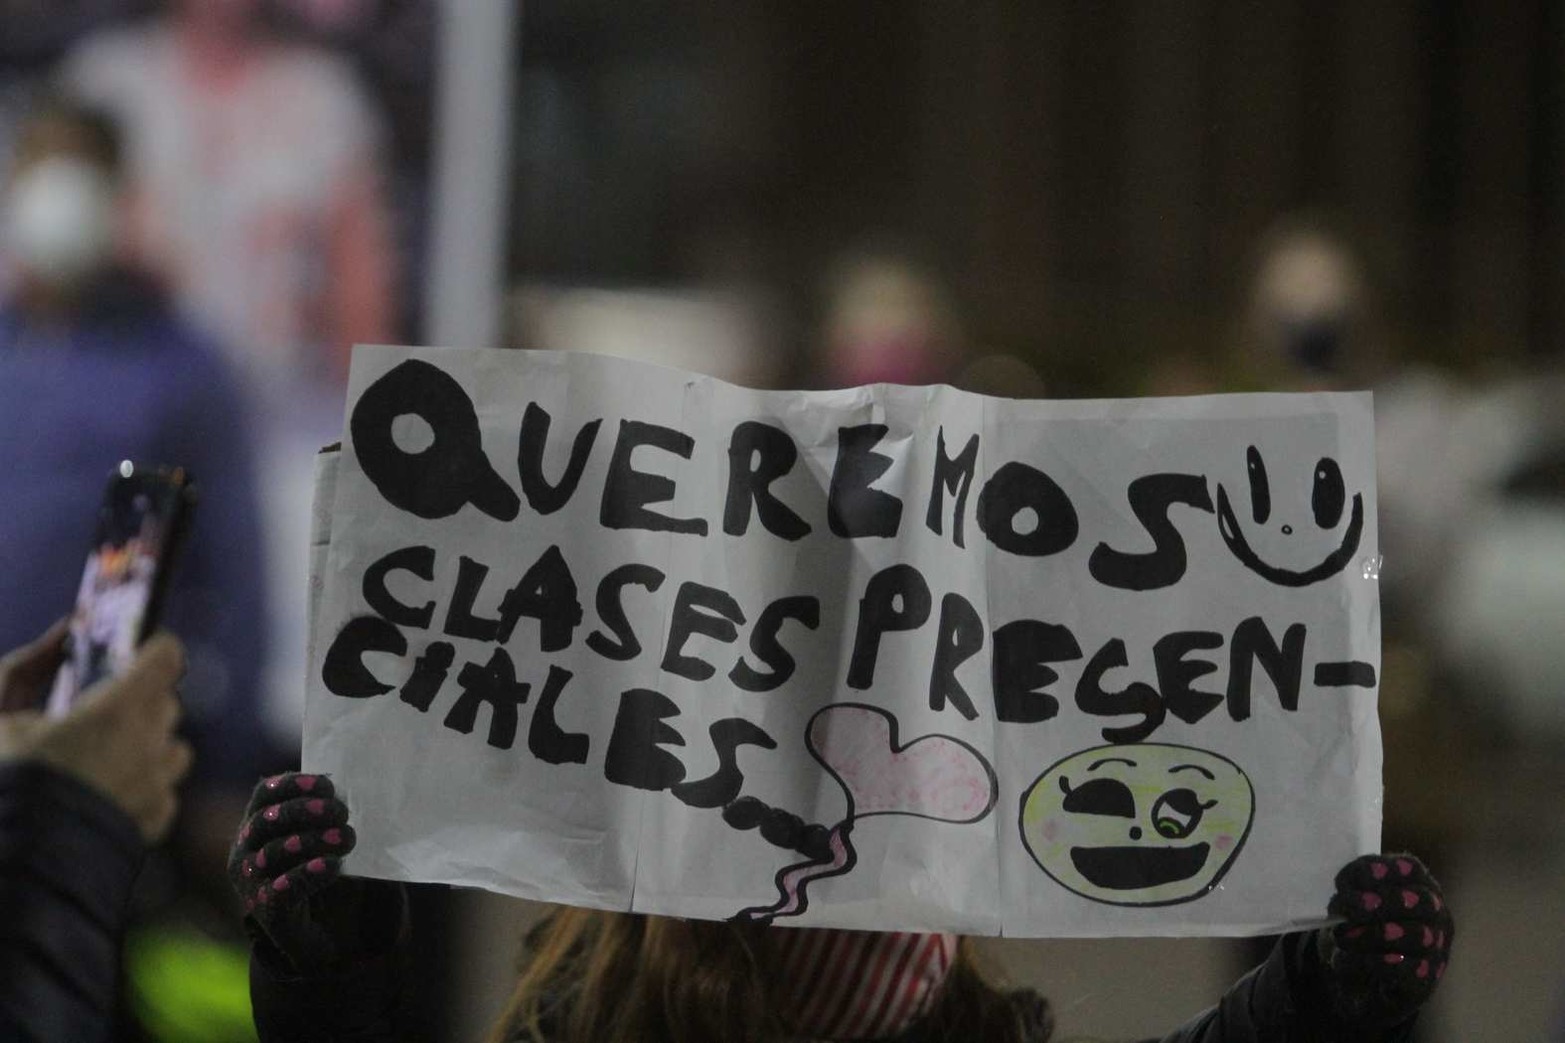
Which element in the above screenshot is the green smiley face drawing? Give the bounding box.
[1020,744,1255,907]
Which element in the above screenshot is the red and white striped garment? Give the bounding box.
[773,929,958,1041]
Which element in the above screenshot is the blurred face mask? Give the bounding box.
[3,157,117,286]
[1280,315,1347,375]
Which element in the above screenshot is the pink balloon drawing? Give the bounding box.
[731,703,997,923]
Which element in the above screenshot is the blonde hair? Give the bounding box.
[488,909,1049,1043]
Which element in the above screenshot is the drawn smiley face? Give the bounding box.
[1019,744,1254,907]
[1215,445,1364,587]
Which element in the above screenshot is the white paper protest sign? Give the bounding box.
[304,345,1381,937]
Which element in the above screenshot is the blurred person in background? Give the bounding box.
[818,243,1051,401]
[0,98,268,788]
[61,7,456,1035]
[1249,222,1565,1041]
[1240,221,1489,628]
[1242,223,1383,391]
[0,97,270,1042]
[62,0,396,395]
[1240,220,1468,653]
[1238,221,1481,1042]
[1,625,192,1043]
[63,0,399,761]
[0,1,139,219]
[818,246,966,388]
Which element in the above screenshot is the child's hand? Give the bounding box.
[228,772,400,975]
[1320,853,1453,1028]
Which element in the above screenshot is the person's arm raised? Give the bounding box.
[0,629,191,1040]
[230,771,414,1042]
[1147,853,1451,1043]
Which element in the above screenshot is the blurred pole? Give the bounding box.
[423,12,521,1041]
[425,1,518,349]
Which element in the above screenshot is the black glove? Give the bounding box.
[228,772,402,976]
[1319,853,1453,1030]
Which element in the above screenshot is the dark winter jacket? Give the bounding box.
[0,760,145,1042]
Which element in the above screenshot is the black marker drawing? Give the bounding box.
[1215,445,1364,587]
[1019,743,1255,907]
[728,703,997,923]
[1313,660,1377,688]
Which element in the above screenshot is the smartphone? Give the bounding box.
[45,461,197,716]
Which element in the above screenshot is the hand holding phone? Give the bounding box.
[2,630,193,841]
[46,461,196,717]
